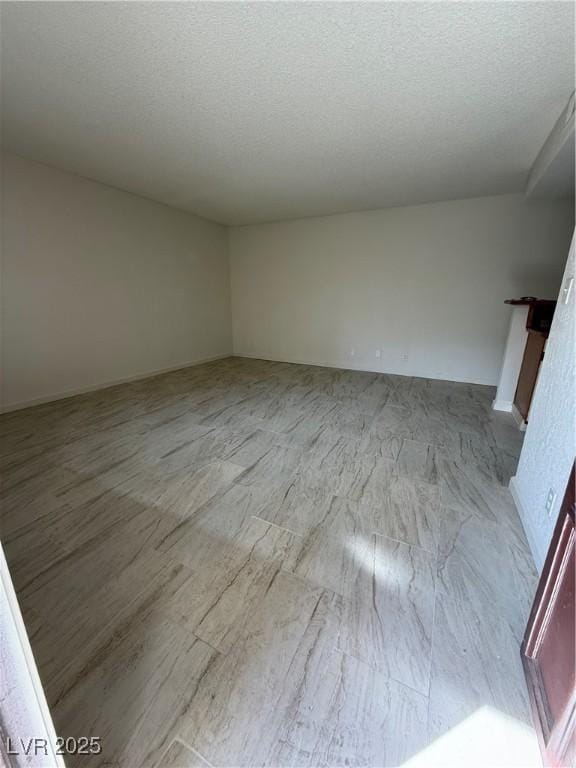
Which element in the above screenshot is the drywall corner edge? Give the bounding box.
[526,91,575,199]
[1,543,65,767]
[225,224,234,352]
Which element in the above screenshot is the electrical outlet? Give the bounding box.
[350,347,356,357]
[375,349,381,359]
[562,276,574,305]
[545,488,556,516]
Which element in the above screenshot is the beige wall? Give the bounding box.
[2,155,573,411]
[1,152,232,410]
[229,194,574,385]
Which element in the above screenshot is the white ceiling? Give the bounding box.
[1,2,574,225]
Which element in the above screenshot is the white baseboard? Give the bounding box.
[234,352,390,376]
[511,403,527,430]
[2,350,495,413]
[492,398,513,412]
[492,399,526,430]
[509,475,541,571]
[0,353,232,413]
[233,352,496,387]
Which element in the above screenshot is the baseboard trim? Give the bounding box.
[0,353,232,413]
[492,398,513,412]
[233,352,496,386]
[2,350,496,412]
[234,352,388,376]
[511,403,527,431]
[509,475,542,571]
[492,399,526,431]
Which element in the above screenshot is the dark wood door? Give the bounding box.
[514,331,547,422]
[522,465,575,767]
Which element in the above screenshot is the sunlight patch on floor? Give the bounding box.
[402,706,541,768]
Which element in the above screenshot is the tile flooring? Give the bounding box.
[0,357,541,767]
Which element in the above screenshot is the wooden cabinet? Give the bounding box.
[514,331,547,421]
[506,298,556,423]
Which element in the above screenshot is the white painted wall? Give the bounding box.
[510,233,575,571]
[493,305,529,412]
[230,194,574,385]
[2,155,573,411]
[1,153,232,410]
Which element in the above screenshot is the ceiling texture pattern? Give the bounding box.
[1,1,574,225]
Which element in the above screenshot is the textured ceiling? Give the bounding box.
[1,2,574,225]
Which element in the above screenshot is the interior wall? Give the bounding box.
[1,543,64,767]
[1,152,232,410]
[229,194,574,385]
[511,233,575,571]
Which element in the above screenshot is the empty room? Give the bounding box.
[1,2,575,767]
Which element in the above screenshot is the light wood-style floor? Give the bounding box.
[1,357,540,767]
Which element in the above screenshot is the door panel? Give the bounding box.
[522,465,576,767]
